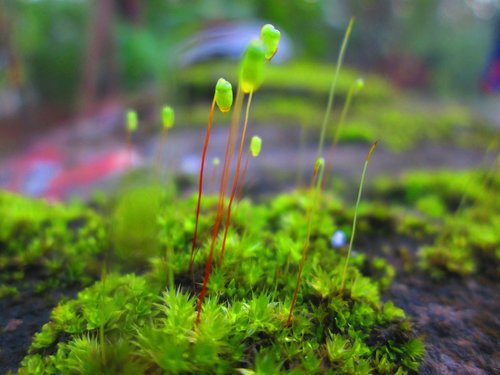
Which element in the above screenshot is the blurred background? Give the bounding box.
[1,0,499,200]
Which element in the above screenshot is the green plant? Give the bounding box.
[287,157,325,324]
[237,135,262,201]
[155,105,175,178]
[0,192,106,294]
[341,141,378,292]
[125,109,138,167]
[317,17,354,157]
[10,18,436,374]
[189,78,233,283]
[197,27,279,324]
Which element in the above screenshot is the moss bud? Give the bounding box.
[126,110,138,132]
[355,78,364,92]
[250,136,262,157]
[215,78,233,113]
[239,40,266,94]
[162,106,175,129]
[260,24,281,61]
[314,157,325,173]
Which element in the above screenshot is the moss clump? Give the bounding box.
[16,191,423,374]
[0,192,106,294]
[375,169,500,278]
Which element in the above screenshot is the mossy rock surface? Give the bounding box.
[2,165,499,373]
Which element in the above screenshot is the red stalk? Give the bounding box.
[189,97,216,286]
[196,87,244,325]
[218,91,253,267]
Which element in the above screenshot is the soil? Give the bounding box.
[389,275,500,375]
[0,289,77,373]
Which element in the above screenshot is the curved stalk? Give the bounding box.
[189,97,216,285]
[287,158,324,325]
[340,141,378,292]
[196,87,244,325]
[237,152,250,202]
[218,91,254,267]
[317,17,354,158]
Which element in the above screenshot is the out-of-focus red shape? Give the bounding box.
[0,103,136,201]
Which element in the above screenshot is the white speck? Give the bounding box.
[331,230,347,249]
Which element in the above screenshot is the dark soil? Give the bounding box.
[0,290,75,374]
[389,275,500,375]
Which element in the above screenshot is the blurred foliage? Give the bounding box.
[4,0,496,105]
[375,167,500,279]
[0,191,106,294]
[177,60,495,152]
[10,0,89,101]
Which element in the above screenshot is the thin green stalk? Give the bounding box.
[332,79,361,153]
[323,78,363,187]
[166,246,174,290]
[317,17,355,158]
[237,152,250,202]
[99,262,107,365]
[219,91,254,266]
[155,127,169,181]
[340,141,378,292]
[287,158,324,325]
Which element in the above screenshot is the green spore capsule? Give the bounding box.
[126,110,138,132]
[250,136,262,157]
[162,106,175,129]
[315,157,325,171]
[260,24,281,61]
[212,157,220,166]
[239,40,266,94]
[215,78,233,113]
[355,78,365,91]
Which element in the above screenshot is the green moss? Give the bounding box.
[375,169,500,278]
[179,60,393,99]
[0,192,107,294]
[16,191,423,374]
[176,60,494,152]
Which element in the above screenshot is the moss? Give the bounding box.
[14,190,424,374]
[176,61,494,152]
[179,60,393,100]
[0,192,107,294]
[374,169,500,278]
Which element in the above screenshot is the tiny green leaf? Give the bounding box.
[162,106,175,129]
[215,78,233,113]
[260,24,281,61]
[239,40,266,94]
[250,136,262,157]
[126,110,138,132]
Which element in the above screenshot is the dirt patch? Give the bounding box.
[0,289,77,373]
[388,275,499,374]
